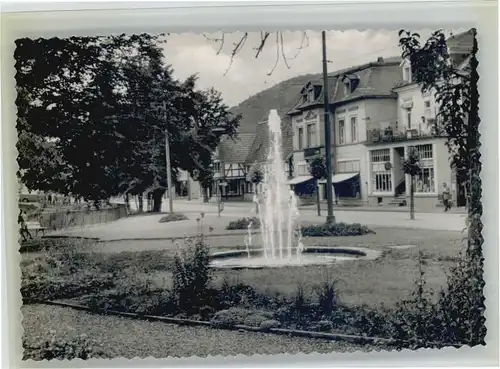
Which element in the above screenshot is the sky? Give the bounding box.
[161,29,446,108]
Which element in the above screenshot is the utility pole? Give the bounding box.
[162,101,174,214]
[322,31,335,224]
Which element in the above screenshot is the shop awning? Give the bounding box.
[318,172,359,184]
[286,176,313,185]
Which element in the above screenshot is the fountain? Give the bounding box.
[210,110,379,269]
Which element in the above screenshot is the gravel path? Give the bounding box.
[22,304,366,359]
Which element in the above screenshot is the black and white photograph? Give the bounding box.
[6,14,490,361]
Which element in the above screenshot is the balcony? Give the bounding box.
[303,146,324,159]
[366,120,444,145]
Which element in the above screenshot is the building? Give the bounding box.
[211,115,294,202]
[287,30,474,209]
[243,115,294,199]
[212,133,256,201]
[288,56,403,205]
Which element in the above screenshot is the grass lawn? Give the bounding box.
[21,227,465,309]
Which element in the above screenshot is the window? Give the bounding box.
[416,144,433,159]
[308,89,315,101]
[406,108,412,129]
[350,117,358,143]
[213,161,221,173]
[371,149,391,163]
[338,120,345,144]
[424,100,432,119]
[338,160,360,173]
[373,172,393,192]
[298,164,308,176]
[413,144,436,193]
[371,149,392,192]
[297,127,304,150]
[403,66,411,82]
[306,123,316,147]
[344,81,352,95]
[226,164,244,178]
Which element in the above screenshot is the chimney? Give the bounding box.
[377,57,384,63]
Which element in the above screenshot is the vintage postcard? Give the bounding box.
[11,23,489,362]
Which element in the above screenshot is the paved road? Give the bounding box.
[54,199,466,241]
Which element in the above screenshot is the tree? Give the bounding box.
[246,163,264,192]
[403,147,422,220]
[15,34,166,204]
[308,156,327,216]
[399,28,485,345]
[15,35,240,212]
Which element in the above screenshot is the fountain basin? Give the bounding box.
[209,246,381,269]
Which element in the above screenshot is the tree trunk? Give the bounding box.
[255,184,259,215]
[138,193,144,212]
[124,193,131,213]
[410,176,415,220]
[316,181,321,216]
[152,188,166,213]
[203,187,209,203]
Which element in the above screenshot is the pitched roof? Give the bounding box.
[288,56,402,114]
[447,29,475,67]
[244,115,293,164]
[217,133,256,164]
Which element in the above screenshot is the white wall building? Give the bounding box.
[287,29,474,210]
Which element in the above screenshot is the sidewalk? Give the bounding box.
[172,199,467,215]
[299,204,467,215]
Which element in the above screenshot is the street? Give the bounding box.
[55,199,467,241]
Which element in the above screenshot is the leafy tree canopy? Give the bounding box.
[308,156,327,181]
[15,34,240,202]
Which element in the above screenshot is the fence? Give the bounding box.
[39,204,128,230]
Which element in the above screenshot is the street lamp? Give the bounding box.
[322,31,335,224]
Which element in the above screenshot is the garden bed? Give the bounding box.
[21,227,470,357]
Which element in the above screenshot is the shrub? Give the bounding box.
[313,269,342,316]
[171,237,213,313]
[218,277,258,309]
[259,319,281,331]
[210,308,273,329]
[383,249,486,349]
[315,320,334,332]
[293,282,310,322]
[159,213,189,223]
[301,222,374,237]
[199,305,215,321]
[23,332,112,360]
[21,270,115,303]
[226,217,260,230]
[243,313,272,327]
[210,307,251,329]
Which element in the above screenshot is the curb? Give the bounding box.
[34,299,461,348]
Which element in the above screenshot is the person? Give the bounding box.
[442,182,452,212]
[18,210,32,242]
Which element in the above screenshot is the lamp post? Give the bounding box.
[161,101,174,214]
[322,31,335,224]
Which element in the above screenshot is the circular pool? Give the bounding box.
[209,246,381,269]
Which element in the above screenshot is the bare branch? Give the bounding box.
[267,32,280,76]
[255,32,271,59]
[280,32,292,70]
[202,32,225,55]
[289,32,309,61]
[223,32,248,76]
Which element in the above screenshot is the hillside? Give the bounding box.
[229,73,320,133]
